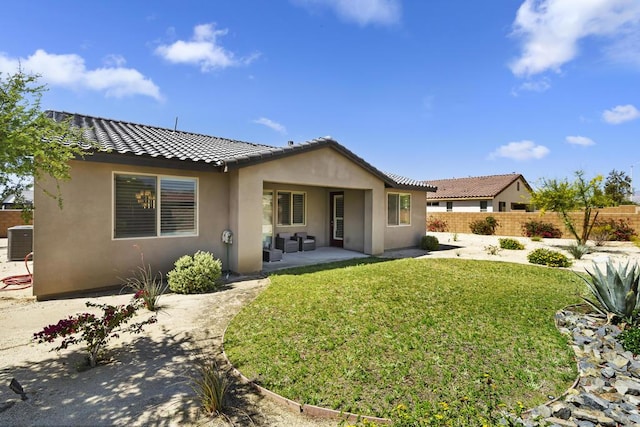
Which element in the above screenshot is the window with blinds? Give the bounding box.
[387,192,411,226]
[114,173,197,238]
[277,191,306,226]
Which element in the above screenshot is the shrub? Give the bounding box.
[191,359,229,415]
[499,238,525,250]
[578,259,640,322]
[484,245,501,255]
[420,235,440,251]
[469,216,499,235]
[527,248,572,268]
[121,248,167,311]
[530,235,542,242]
[590,224,612,246]
[167,251,222,294]
[33,295,157,368]
[618,327,640,355]
[593,218,636,242]
[427,218,449,232]
[567,244,590,260]
[521,220,562,239]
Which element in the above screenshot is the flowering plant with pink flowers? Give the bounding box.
[33,294,157,367]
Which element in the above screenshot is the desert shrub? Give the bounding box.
[593,218,636,242]
[590,224,612,246]
[530,235,542,242]
[167,251,222,294]
[567,244,590,260]
[469,216,499,235]
[33,296,157,368]
[527,248,572,268]
[427,218,448,232]
[498,238,525,250]
[618,327,640,355]
[484,245,501,255]
[191,359,229,415]
[420,235,439,251]
[121,248,167,311]
[521,220,562,238]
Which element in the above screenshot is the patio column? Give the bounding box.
[228,169,263,274]
[363,187,384,255]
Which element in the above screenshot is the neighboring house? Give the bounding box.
[33,111,436,298]
[2,188,34,210]
[424,173,532,213]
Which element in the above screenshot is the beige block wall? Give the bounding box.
[0,211,31,238]
[34,160,229,298]
[427,206,640,238]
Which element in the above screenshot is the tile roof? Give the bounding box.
[424,173,530,199]
[47,111,434,191]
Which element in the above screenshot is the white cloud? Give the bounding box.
[602,104,640,124]
[489,140,550,161]
[0,49,162,100]
[511,77,551,96]
[566,135,595,146]
[155,23,259,72]
[253,117,287,134]
[293,0,401,26]
[510,0,640,76]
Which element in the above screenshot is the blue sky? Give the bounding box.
[1,0,639,186]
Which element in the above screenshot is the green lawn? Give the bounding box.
[224,258,584,418]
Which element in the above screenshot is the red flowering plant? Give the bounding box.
[33,294,157,368]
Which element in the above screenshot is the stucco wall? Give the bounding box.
[34,160,228,298]
[494,178,531,211]
[384,189,427,250]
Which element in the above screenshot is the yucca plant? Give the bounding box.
[579,259,640,323]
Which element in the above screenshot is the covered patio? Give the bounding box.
[261,246,370,273]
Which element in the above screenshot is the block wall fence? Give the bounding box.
[426,206,640,238]
[0,210,31,238]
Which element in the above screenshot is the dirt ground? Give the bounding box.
[1,234,639,426]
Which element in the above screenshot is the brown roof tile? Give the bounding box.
[425,174,530,199]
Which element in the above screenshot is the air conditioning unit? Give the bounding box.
[7,225,33,261]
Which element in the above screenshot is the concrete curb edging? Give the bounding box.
[221,324,392,425]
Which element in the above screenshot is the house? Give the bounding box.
[424,173,532,213]
[33,111,436,298]
[2,188,34,210]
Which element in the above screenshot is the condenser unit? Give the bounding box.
[7,225,33,261]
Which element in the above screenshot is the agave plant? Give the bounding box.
[579,259,640,322]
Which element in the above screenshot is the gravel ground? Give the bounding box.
[1,234,639,426]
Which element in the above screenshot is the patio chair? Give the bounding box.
[262,236,283,262]
[294,232,316,251]
[275,233,298,253]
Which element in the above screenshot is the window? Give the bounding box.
[277,191,306,226]
[387,193,411,226]
[427,202,440,207]
[499,201,506,212]
[480,201,488,212]
[446,202,453,212]
[517,181,520,191]
[114,173,197,238]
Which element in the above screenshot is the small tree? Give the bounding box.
[530,170,611,245]
[604,169,632,205]
[1,71,91,219]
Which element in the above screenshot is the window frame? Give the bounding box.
[113,172,198,240]
[480,201,488,212]
[387,192,412,226]
[446,202,453,212]
[276,190,306,226]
